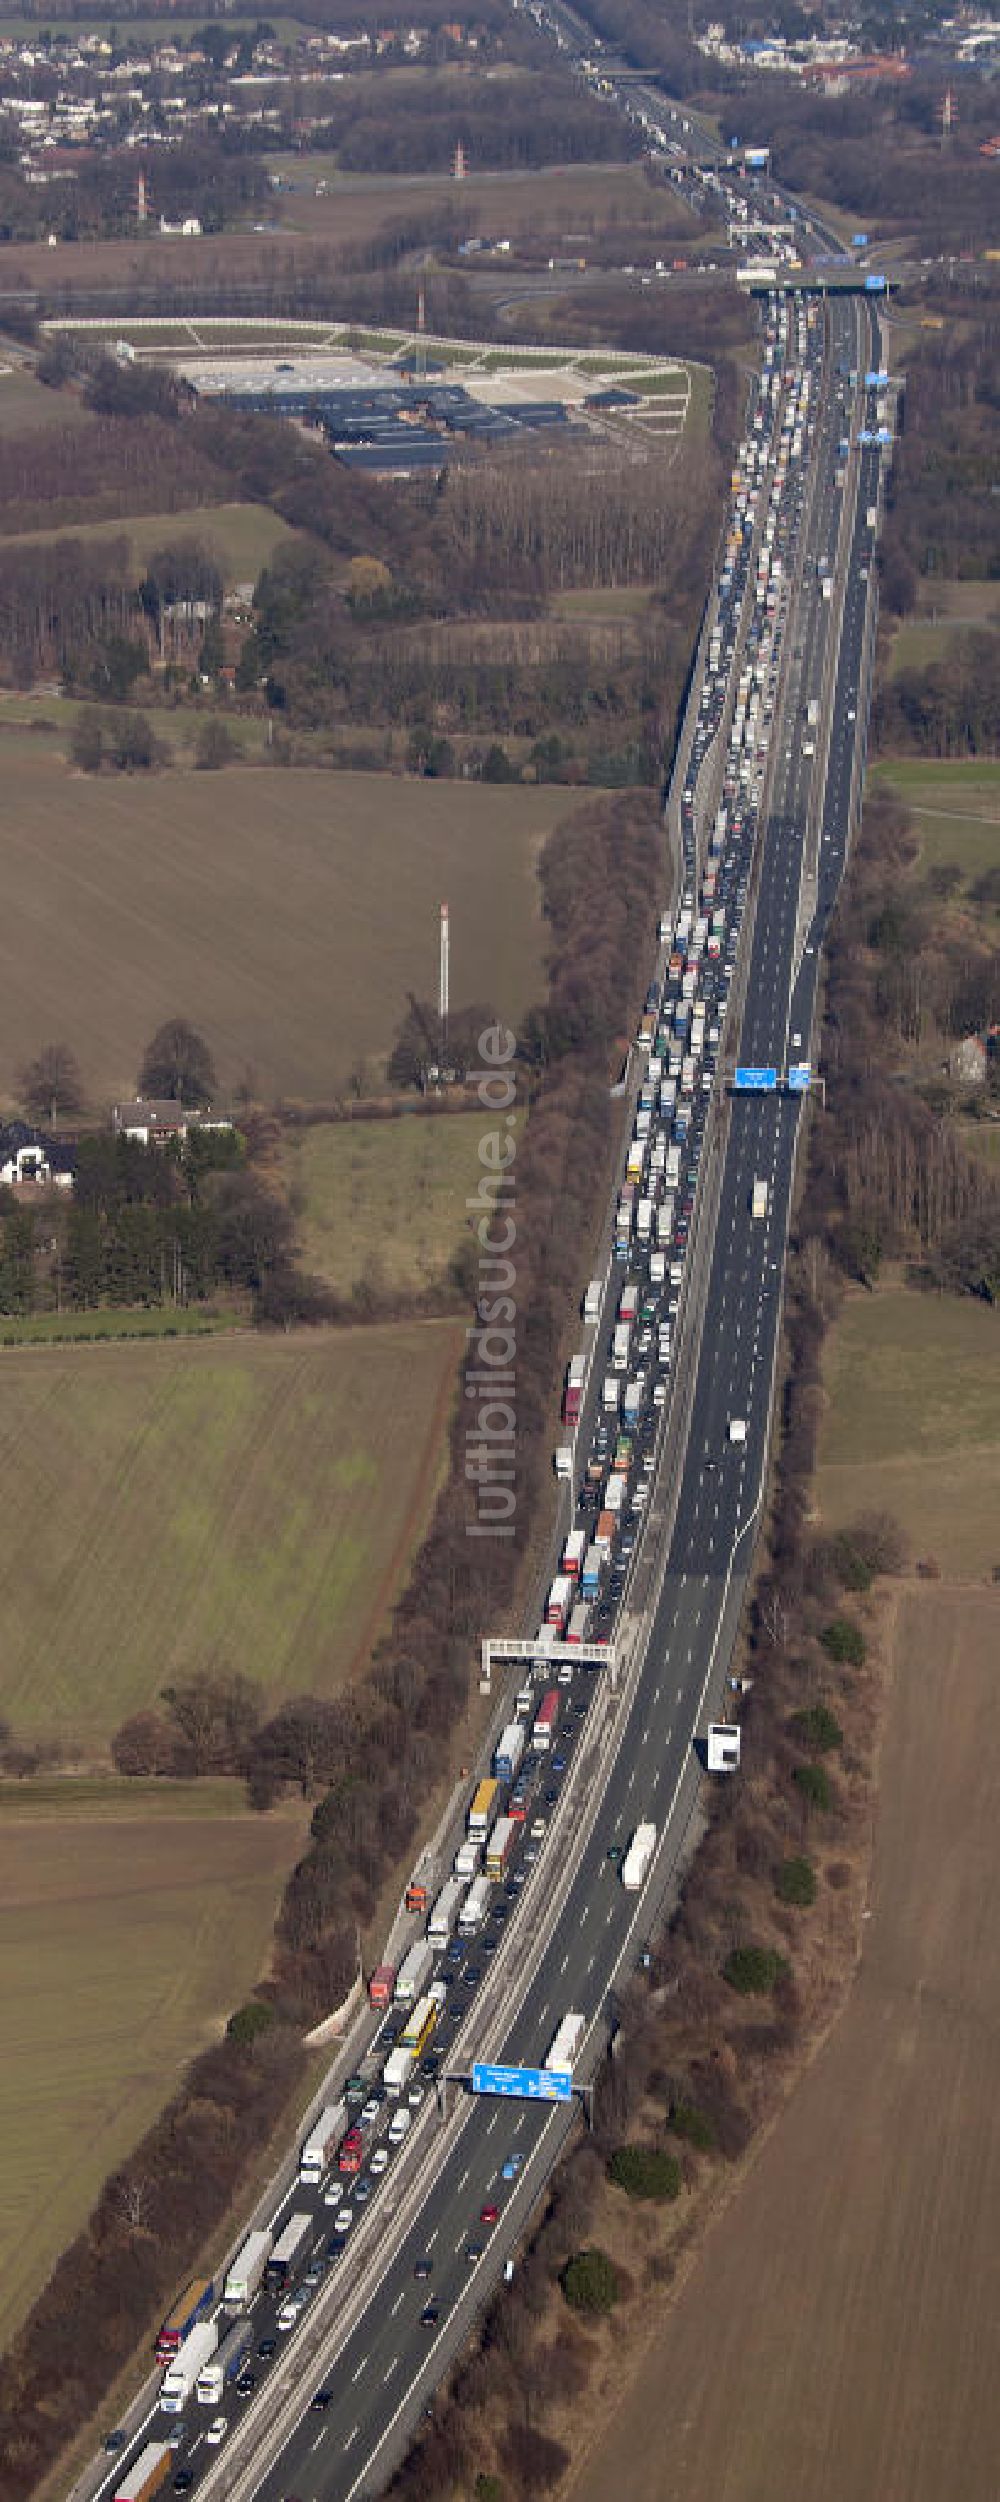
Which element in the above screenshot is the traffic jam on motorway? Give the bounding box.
[105,288,837,2502]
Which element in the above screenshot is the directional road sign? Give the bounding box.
[472,2062,573,2104]
[787,1063,812,1092]
[733,1066,778,1093]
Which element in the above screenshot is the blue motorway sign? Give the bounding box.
[864,274,887,293]
[734,1066,778,1093]
[472,2061,573,2104]
[787,1063,812,1092]
[865,369,888,388]
[858,429,874,446]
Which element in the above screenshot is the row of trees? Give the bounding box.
[809,785,1000,1299]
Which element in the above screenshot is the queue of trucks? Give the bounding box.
[132,293,826,2488]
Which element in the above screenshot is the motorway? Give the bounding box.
[242,316,879,2502]
[89,82,888,2502]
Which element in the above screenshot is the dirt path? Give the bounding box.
[568,1581,1000,2502]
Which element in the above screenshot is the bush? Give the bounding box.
[820,1616,866,1667]
[775,1855,818,1907]
[794,1762,832,1812]
[607,2144,681,2201]
[561,2247,619,2315]
[667,2098,715,2151]
[723,1944,788,1996]
[792,1702,843,1754]
[828,1532,873,1593]
[226,1999,277,2047]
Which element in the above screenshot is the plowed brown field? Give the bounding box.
[570,1581,1000,2502]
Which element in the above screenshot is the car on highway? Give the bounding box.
[414,2256,433,2279]
[480,2203,500,2226]
[205,2418,228,2447]
[370,2146,389,2176]
[333,2203,353,2232]
[104,2433,127,2455]
[277,2300,303,2331]
[235,2371,257,2397]
[310,2390,334,2411]
[355,2176,372,2203]
[326,2233,347,2259]
[420,2302,440,2327]
[502,2152,524,2180]
[257,2336,277,2359]
[172,2474,194,2494]
[361,2096,381,2128]
[463,1962,482,1988]
[465,2239,484,2263]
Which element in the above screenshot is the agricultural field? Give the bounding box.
[873,758,1000,893]
[0,1319,464,1752]
[0,363,95,436]
[815,1284,1000,1578]
[0,500,304,584]
[571,1579,1000,2502]
[0,1787,307,2351]
[0,162,653,304]
[0,759,559,1105]
[284,1109,520,1296]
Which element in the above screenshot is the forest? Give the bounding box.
[307,67,642,174]
[878,311,1000,614]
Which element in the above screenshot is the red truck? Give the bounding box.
[562,1353,586,1427]
[368,1963,396,2008]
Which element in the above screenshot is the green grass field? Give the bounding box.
[0,1791,307,2352]
[0,1320,463,1751]
[816,1284,1000,1577]
[0,758,558,1105]
[872,759,1000,891]
[0,500,304,584]
[0,364,95,436]
[285,1109,521,1294]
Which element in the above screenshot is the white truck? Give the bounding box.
[751,1178,769,1220]
[428,1875,464,1945]
[383,2042,415,2097]
[394,1938,434,2007]
[160,2318,219,2413]
[196,2316,254,2406]
[493,1720,526,1783]
[545,2011,585,2075]
[223,2227,272,2311]
[298,2100,346,2187]
[584,1278,602,1324]
[621,1822,657,1891]
[459,1874,492,1935]
[454,1838,480,1880]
